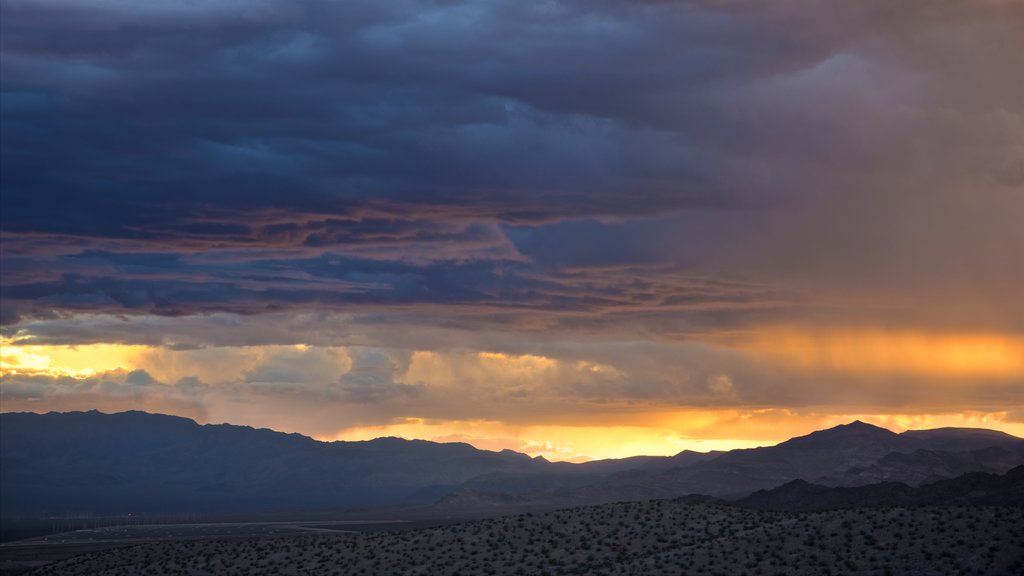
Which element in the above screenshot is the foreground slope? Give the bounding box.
[29,501,1024,576]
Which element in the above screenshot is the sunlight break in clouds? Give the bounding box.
[0,338,148,378]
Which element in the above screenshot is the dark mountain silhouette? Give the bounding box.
[2,411,1022,519]
[737,464,1024,511]
[902,426,1024,451]
[550,420,1024,500]
[0,411,554,516]
[816,444,1024,486]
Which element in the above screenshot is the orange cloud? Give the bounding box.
[4,338,1024,462]
[742,328,1024,378]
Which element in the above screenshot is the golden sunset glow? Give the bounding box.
[4,2,1024,567]
[134,344,351,386]
[321,409,1024,462]
[404,351,560,389]
[323,417,774,461]
[3,335,1024,461]
[744,329,1024,378]
[0,338,148,378]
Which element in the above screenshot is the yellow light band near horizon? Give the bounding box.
[0,339,148,378]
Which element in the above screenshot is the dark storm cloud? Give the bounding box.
[0,251,779,335]
[2,0,1023,335]
[1,0,745,240]
[0,0,889,232]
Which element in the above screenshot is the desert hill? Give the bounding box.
[26,499,1024,576]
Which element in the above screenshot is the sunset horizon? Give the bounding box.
[6,406,1023,465]
[2,2,1024,572]
[3,324,1023,461]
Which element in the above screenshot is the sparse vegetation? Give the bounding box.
[29,502,1024,576]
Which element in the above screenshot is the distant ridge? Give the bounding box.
[2,411,1022,518]
[737,464,1024,511]
[0,410,557,517]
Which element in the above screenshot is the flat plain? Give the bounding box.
[24,501,1024,576]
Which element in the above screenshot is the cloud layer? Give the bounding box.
[2,0,1023,450]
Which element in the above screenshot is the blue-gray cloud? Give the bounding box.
[2,0,1022,335]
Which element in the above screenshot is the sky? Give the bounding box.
[1,0,1023,461]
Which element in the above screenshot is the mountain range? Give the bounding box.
[737,464,1024,511]
[2,411,1022,518]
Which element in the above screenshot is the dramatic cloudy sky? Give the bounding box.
[2,0,1022,460]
